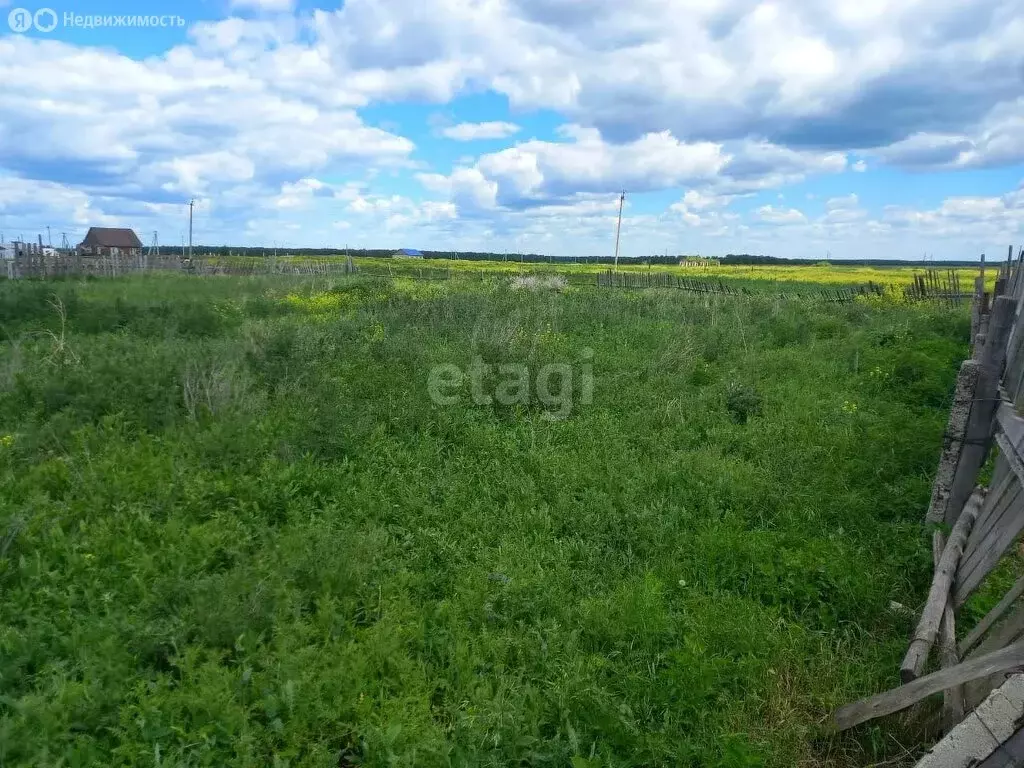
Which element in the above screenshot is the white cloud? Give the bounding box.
[0,177,114,230]
[418,126,850,223]
[756,205,807,225]
[346,193,457,227]
[273,178,364,209]
[825,194,859,211]
[422,127,729,212]
[677,190,732,211]
[666,190,741,230]
[229,0,296,11]
[305,0,1023,161]
[873,99,1024,170]
[1,0,1023,258]
[822,194,868,224]
[0,33,416,244]
[441,122,521,141]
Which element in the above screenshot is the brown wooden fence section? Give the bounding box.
[596,269,893,302]
[906,268,969,306]
[834,249,1024,761]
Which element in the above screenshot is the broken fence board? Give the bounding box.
[962,469,1018,568]
[926,360,982,525]
[968,598,1024,665]
[995,432,1024,495]
[991,452,1010,499]
[960,575,1024,657]
[941,599,965,731]
[955,478,1024,607]
[973,276,986,350]
[986,297,1018,376]
[996,402,1024,453]
[964,600,1024,709]
[1003,327,1024,400]
[933,530,966,730]
[956,482,1024,608]
[835,640,1024,731]
[903,489,985,682]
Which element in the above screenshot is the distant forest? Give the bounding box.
[164,245,987,268]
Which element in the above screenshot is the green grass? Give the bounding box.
[213,253,991,294]
[0,273,970,766]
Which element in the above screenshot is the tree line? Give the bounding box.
[165,246,985,267]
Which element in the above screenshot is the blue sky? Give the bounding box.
[1,0,1023,259]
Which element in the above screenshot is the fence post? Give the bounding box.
[926,360,982,527]
[946,296,1016,526]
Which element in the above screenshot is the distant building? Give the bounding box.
[78,227,143,257]
[3,241,38,259]
[392,248,424,258]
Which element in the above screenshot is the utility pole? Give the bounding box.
[613,190,626,272]
[145,231,159,270]
[187,199,195,260]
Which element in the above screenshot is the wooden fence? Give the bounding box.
[596,269,891,302]
[1,251,361,279]
[834,249,1024,761]
[906,268,969,306]
[3,249,190,278]
[191,257,358,277]
[0,252,992,309]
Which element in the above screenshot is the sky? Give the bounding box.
[0,0,1023,259]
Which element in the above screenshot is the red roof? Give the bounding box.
[80,227,143,249]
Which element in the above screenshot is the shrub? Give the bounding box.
[725,381,763,423]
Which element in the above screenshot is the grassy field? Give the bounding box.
[365,256,988,290]
[214,254,991,294]
[0,272,971,766]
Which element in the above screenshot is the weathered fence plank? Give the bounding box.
[947,297,1017,526]
[967,576,1024,710]
[903,489,985,682]
[940,596,965,730]
[961,576,1024,657]
[964,469,1019,561]
[963,601,1024,708]
[955,477,1024,607]
[995,433,1024,491]
[836,640,1024,731]
[926,360,982,525]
